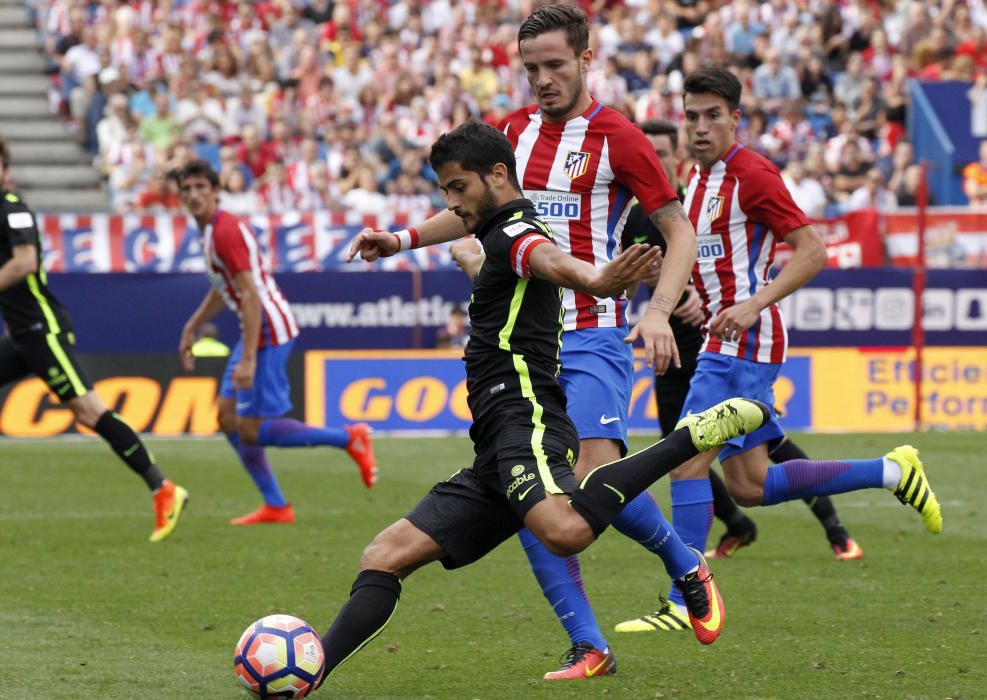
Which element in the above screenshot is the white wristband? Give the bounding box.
[392,227,419,251]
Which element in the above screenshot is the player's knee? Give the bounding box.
[238,423,260,444]
[536,517,594,557]
[217,408,237,436]
[727,481,764,507]
[68,394,105,428]
[359,535,406,576]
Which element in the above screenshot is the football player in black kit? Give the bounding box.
[307,121,770,689]
[0,134,188,542]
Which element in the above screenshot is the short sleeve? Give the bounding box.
[2,196,38,247]
[213,218,253,275]
[608,126,678,214]
[737,163,812,239]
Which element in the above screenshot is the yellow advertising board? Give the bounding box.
[804,347,987,432]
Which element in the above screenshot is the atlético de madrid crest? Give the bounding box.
[563,151,591,180]
[706,195,725,222]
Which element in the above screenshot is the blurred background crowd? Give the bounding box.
[33,0,986,216]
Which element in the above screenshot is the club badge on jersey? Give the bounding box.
[563,151,591,180]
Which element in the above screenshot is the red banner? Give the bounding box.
[34,208,987,272]
[775,207,987,269]
[775,209,885,268]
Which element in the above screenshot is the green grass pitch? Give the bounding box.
[1,432,984,699]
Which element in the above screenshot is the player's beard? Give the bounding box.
[464,183,501,234]
[538,78,582,120]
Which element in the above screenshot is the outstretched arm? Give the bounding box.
[528,242,662,298]
[347,209,468,262]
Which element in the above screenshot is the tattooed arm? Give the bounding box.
[625,198,697,374]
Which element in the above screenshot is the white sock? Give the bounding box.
[882,457,902,489]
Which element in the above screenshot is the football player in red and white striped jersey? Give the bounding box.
[177,161,378,526]
[649,67,939,621]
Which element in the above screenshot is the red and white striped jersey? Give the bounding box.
[202,210,298,349]
[683,144,810,363]
[500,99,677,331]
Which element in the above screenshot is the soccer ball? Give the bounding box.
[234,614,325,698]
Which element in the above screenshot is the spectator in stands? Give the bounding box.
[833,51,869,107]
[864,27,895,80]
[133,168,181,212]
[110,133,153,212]
[963,139,987,207]
[285,137,322,194]
[435,306,469,349]
[96,92,131,172]
[880,140,915,193]
[387,171,433,214]
[825,120,874,173]
[139,89,181,151]
[646,12,684,73]
[332,43,374,101]
[218,143,252,187]
[302,0,334,26]
[205,44,244,100]
[782,159,828,219]
[669,0,710,33]
[832,140,873,203]
[845,168,897,213]
[898,1,932,59]
[769,10,803,63]
[766,99,816,166]
[268,118,300,163]
[894,165,928,207]
[257,160,297,213]
[224,85,267,140]
[162,140,195,177]
[339,164,386,215]
[848,77,884,140]
[970,71,987,138]
[49,5,86,67]
[176,80,226,143]
[587,56,629,110]
[296,162,336,211]
[949,1,977,47]
[725,0,763,58]
[218,166,260,215]
[237,124,276,180]
[752,48,801,114]
[460,47,500,105]
[386,149,435,196]
[61,25,102,131]
[956,25,987,70]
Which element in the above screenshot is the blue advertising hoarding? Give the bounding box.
[2,268,982,353]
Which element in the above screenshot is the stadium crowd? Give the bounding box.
[33,0,981,215]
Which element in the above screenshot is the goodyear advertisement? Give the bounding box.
[305,348,987,435]
[1,349,984,438]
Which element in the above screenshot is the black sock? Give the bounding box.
[320,570,402,682]
[709,468,748,530]
[570,429,698,537]
[93,411,164,491]
[769,438,846,536]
